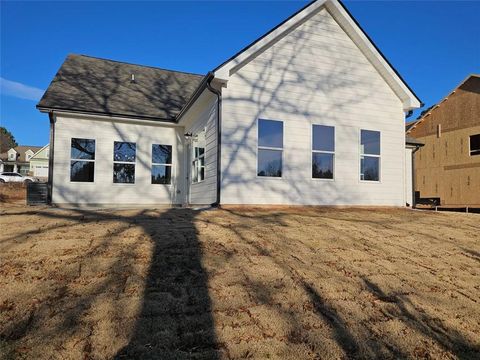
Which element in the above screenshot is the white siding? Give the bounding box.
[220,8,406,206]
[180,90,218,205]
[52,114,185,206]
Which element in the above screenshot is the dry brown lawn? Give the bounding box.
[0,204,479,359]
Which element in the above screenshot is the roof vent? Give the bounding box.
[130,74,135,83]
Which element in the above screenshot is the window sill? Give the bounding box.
[256,176,283,180]
[312,177,335,182]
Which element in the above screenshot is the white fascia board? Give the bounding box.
[214,0,327,81]
[32,144,49,158]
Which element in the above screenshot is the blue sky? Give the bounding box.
[1,1,479,146]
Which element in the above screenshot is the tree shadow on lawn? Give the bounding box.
[0,207,220,359]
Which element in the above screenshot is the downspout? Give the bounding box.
[47,112,56,205]
[411,145,421,208]
[205,73,222,207]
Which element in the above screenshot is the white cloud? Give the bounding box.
[0,77,44,101]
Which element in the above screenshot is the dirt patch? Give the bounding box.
[0,183,26,204]
[0,204,479,359]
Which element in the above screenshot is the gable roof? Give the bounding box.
[406,74,480,134]
[0,146,43,162]
[31,144,50,159]
[213,0,422,111]
[37,54,205,121]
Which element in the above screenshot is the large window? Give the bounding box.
[257,119,283,177]
[113,141,136,183]
[360,130,380,181]
[152,144,172,184]
[312,125,334,179]
[470,134,480,156]
[192,131,205,183]
[70,138,95,182]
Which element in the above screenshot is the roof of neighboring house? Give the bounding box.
[31,144,50,159]
[0,146,43,162]
[405,121,417,133]
[406,74,480,135]
[405,135,424,147]
[37,54,205,121]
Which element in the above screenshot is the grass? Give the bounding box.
[0,204,479,359]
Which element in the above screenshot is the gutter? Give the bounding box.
[47,112,56,205]
[37,106,176,123]
[204,73,222,207]
[410,144,424,208]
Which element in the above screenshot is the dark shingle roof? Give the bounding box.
[0,146,43,162]
[37,54,205,121]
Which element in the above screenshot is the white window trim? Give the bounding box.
[359,129,381,183]
[256,118,284,179]
[151,144,173,186]
[113,141,136,185]
[70,138,96,183]
[469,134,480,156]
[192,144,206,184]
[311,124,335,181]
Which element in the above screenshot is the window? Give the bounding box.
[113,141,136,183]
[470,134,480,156]
[9,153,15,160]
[192,131,206,183]
[70,138,95,182]
[152,144,172,184]
[257,119,283,177]
[360,130,380,181]
[312,125,334,179]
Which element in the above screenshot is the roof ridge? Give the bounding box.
[70,53,205,78]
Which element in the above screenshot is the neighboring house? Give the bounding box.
[406,74,480,206]
[37,0,421,206]
[29,144,50,178]
[0,146,43,175]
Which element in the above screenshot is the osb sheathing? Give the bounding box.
[409,76,480,206]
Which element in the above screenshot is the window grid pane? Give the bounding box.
[113,163,135,183]
[258,119,283,149]
[152,144,172,164]
[70,138,95,182]
[71,138,95,160]
[71,161,94,182]
[114,142,136,162]
[257,149,282,177]
[152,165,172,184]
[361,156,380,181]
[192,148,205,183]
[312,153,334,179]
[360,130,380,181]
[361,130,380,155]
[312,125,335,152]
[258,119,283,177]
[113,142,136,183]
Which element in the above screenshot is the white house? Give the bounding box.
[37,0,422,207]
[29,144,50,178]
[0,145,43,175]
